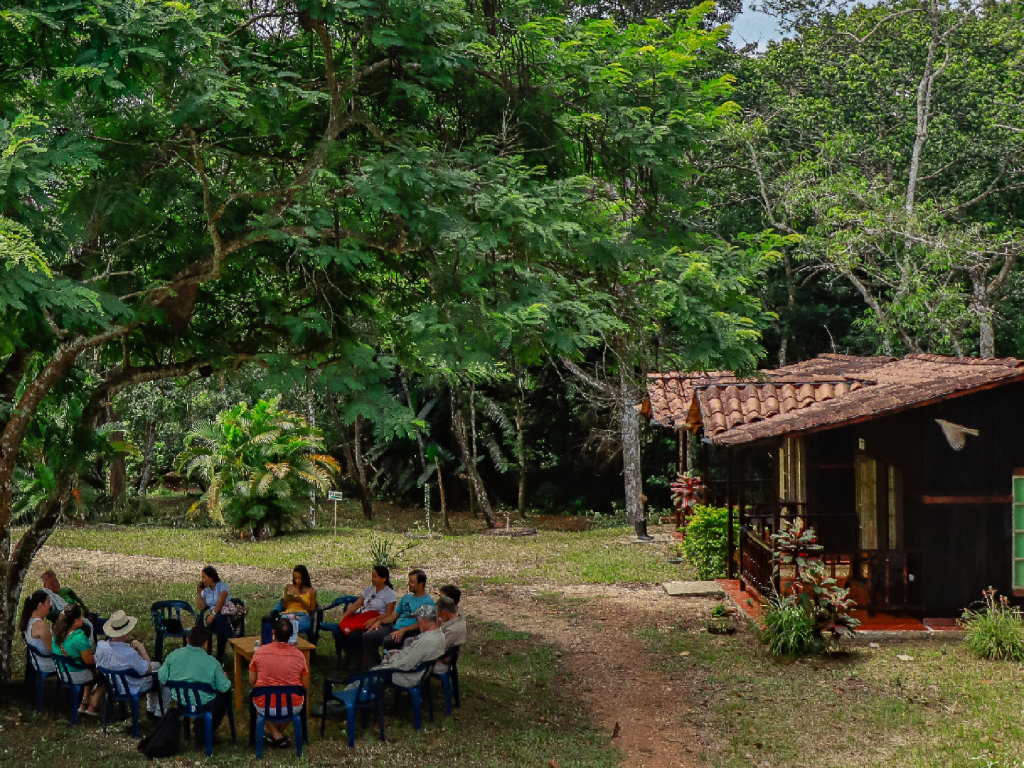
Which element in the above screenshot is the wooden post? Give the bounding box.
[727,450,735,581]
[700,438,710,505]
[737,450,746,588]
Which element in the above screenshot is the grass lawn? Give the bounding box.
[645,621,1024,767]
[2,576,619,767]
[45,517,687,587]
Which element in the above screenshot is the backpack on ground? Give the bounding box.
[137,702,180,760]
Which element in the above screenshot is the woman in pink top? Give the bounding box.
[249,618,310,749]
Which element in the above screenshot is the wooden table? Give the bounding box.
[228,636,316,711]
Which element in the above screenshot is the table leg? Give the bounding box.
[234,651,243,711]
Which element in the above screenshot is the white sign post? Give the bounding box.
[328,490,344,536]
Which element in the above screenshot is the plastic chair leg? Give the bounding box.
[36,672,46,713]
[319,701,328,738]
[293,714,303,756]
[70,685,82,725]
[102,695,110,735]
[346,704,357,748]
[410,689,422,730]
[441,676,453,715]
[255,715,265,759]
[227,702,236,744]
[378,698,386,743]
[130,698,140,738]
[203,713,214,757]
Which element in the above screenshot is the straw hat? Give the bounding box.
[103,610,138,638]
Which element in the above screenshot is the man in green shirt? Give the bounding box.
[158,625,232,734]
[42,570,106,637]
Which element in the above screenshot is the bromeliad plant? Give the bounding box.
[960,587,1024,662]
[763,517,861,654]
[175,398,339,538]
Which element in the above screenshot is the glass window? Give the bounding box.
[779,437,806,504]
[856,455,878,550]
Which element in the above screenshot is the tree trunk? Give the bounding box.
[0,473,70,680]
[137,419,157,493]
[105,403,127,500]
[400,370,427,475]
[452,399,495,528]
[515,394,527,520]
[617,357,644,525]
[352,415,374,521]
[435,454,450,531]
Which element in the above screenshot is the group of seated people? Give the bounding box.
[20,563,467,751]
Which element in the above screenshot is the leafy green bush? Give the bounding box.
[681,504,737,580]
[961,588,1024,662]
[175,398,339,537]
[760,596,824,657]
[369,532,418,569]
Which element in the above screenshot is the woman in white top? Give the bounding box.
[323,566,397,670]
[20,590,55,672]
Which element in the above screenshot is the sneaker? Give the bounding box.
[273,736,291,749]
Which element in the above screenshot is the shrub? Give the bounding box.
[961,587,1024,662]
[369,532,418,570]
[761,596,824,657]
[175,397,339,537]
[761,518,860,657]
[681,504,737,580]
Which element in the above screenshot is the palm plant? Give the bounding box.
[175,398,339,537]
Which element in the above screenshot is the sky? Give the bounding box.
[728,2,784,49]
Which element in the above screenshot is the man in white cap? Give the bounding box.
[371,603,446,688]
[94,610,169,716]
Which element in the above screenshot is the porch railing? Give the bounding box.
[739,528,923,613]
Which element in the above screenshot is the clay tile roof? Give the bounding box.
[644,353,1024,445]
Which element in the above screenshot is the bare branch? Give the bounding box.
[838,8,923,43]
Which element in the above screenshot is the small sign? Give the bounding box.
[327,491,344,501]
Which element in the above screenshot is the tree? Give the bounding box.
[723,0,1024,356]
[175,398,339,537]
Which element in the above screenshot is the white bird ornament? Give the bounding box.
[935,419,979,451]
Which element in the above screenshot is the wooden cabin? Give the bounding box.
[643,353,1024,618]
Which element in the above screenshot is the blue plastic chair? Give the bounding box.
[320,670,388,747]
[430,645,462,715]
[315,595,360,662]
[163,680,236,756]
[385,660,436,730]
[269,601,317,646]
[98,666,161,737]
[25,645,56,713]
[249,686,307,758]
[150,601,197,662]
[52,654,92,724]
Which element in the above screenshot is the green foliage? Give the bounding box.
[760,594,824,657]
[961,588,1024,663]
[175,398,339,537]
[681,504,736,580]
[368,531,418,570]
[767,518,860,654]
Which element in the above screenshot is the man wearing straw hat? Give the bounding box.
[94,610,169,716]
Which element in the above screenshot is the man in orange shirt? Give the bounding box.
[249,618,310,749]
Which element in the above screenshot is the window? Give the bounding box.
[778,436,806,504]
[856,455,878,550]
[856,454,903,551]
[1013,474,1024,594]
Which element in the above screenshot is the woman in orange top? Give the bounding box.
[280,565,317,635]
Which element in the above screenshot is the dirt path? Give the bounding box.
[33,545,712,767]
[465,584,710,768]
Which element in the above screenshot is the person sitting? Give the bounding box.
[371,604,446,688]
[21,590,55,673]
[249,617,310,750]
[321,565,397,670]
[52,604,105,716]
[434,595,466,676]
[362,569,434,666]
[159,624,232,736]
[94,610,170,717]
[278,565,317,636]
[42,570,106,638]
[196,566,233,663]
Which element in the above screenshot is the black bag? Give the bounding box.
[162,618,183,635]
[137,703,180,760]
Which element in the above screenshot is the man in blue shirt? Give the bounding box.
[362,569,434,666]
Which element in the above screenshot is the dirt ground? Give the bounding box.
[30,542,713,768]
